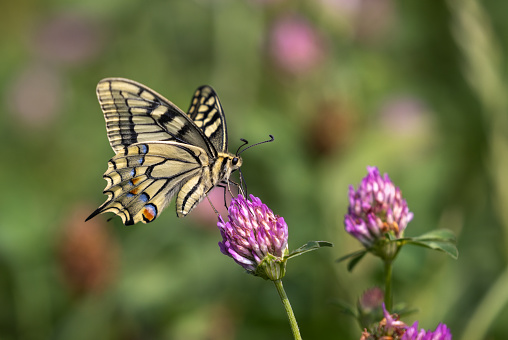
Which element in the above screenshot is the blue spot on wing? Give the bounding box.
[140,193,149,202]
[139,144,148,154]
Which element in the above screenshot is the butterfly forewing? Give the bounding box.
[97,78,216,156]
[88,78,242,224]
[187,86,227,152]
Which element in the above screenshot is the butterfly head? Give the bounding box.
[228,154,243,172]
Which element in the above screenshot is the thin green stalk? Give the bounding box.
[384,260,393,311]
[274,279,302,340]
[448,0,508,338]
[461,265,508,340]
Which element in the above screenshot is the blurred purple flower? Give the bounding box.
[359,287,384,312]
[59,205,118,295]
[269,14,326,75]
[402,321,452,340]
[33,11,103,65]
[218,194,288,280]
[379,95,431,136]
[357,287,385,329]
[353,0,395,44]
[319,0,395,44]
[249,0,282,5]
[344,166,413,248]
[8,64,62,129]
[310,100,358,156]
[320,0,363,17]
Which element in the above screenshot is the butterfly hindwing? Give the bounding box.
[97,78,217,157]
[186,86,228,153]
[87,142,211,225]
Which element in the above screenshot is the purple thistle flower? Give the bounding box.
[345,166,413,248]
[402,321,452,340]
[218,194,289,280]
[382,303,407,335]
[360,305,452,340]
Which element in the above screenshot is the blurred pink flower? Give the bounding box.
[8,64,62,129]
[249,0,282,5]
[320,0,394,44]
[32,11,103,65]
[269,14,327,75]
[310,100,357,156]
[59,205,119,295]
[353,0,394,44]
[359,287,384,312]
[379,95,431,136]
[320,0,363,18]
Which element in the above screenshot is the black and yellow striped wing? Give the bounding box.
[86,142,216,225]
[97,78,218,157]
[88,78,242,225]
[186,86,228,153]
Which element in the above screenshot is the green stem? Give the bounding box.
[461,264,508,340]
[274,279,302,340]
[384,259,393,311]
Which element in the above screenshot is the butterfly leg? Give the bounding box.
[237,168,248,198]
[206,195,220,217]
[227,179,244,197]
[215,183,229,210]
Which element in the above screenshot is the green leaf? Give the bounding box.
[399,229,458,259]
[336,249,368,272]
[347,251,367,272]
[286,241,333,260]
[406,239,459,259]
[330,300,357,318]
[336,249,367,263]
[413,229,456,242]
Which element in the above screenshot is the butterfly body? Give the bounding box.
[87,78,241,225]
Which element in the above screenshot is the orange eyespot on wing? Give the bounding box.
[131,177,142,185]
[142,204,157,222]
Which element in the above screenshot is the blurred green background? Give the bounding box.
[1,0,508,339]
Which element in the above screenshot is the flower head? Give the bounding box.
[360,304,407,340]
[360,305,452,340]
[359,287,385,312]
[345,166,413,249]
[357,287,385,329]
[402,321,452,340]
[218,194,289,280]
[269,14,326,75]
[59,205,118,295]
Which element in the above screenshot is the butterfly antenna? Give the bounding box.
[237,135,274,156]
[235,138,249,156]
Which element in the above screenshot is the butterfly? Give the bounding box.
[86,78,242,225]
